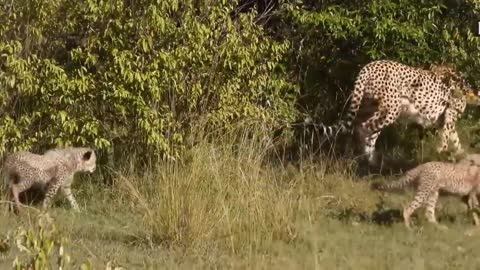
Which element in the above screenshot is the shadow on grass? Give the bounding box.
[269,129,422,176]
[18,183,46,206]
[328,196,473,228]
[353,154,419,177]
[327,205,403,227]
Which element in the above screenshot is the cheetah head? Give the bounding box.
[431,64,480,99]
[79,149,97,173]
[458,153,480,167]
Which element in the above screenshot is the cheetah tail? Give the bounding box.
[320,72,366,138]
[371,169,420,193]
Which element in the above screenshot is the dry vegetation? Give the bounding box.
[1,124,480,269]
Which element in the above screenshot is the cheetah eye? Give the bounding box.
[82,151,93,161]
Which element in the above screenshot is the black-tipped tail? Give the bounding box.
[320,124,334,137]
[320,121,350,138]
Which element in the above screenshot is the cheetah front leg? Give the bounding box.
[436,125,463,155]
[424,190,448,230]
[61,186,80,212]
[436,110,463,155]
[467,191,480,226]
[464,191,480,236]
[42,177,63,210]
[449,127,463,155]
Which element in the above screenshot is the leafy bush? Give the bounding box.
[1,0,480,162]
[0,0,298,160]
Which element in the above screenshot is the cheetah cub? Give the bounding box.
[372,155,480,229]
[4,147,96,214]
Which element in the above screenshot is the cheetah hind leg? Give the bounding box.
[5,185,14,213]
[403,198,423,230]
[464,192,480,236]
[359,98,401,165]
[403,188,432,230]
[9,184,23,215]
[4,175,16,213]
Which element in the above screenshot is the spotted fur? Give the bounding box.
[372,154,480,229]
[4,147,96,214]
[458,153,480,166]
[319,60,476,164]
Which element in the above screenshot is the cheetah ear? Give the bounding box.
[82,151,93,161]
[440,74,453,85]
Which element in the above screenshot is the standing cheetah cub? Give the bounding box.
[4,147,96,214]
[372,155,480,229]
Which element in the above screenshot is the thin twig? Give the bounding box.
[0,200,42,212]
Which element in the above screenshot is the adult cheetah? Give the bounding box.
[317,60,476,164]
[4,147,96,214]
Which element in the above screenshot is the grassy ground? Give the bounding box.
[1,128,480,269]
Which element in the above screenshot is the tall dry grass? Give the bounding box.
[115,122,380,254]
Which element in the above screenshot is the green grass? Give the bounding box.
[1,127,480,269]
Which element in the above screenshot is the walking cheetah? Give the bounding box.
[4,147,96,214]
[316,60,476,164]
[371,155,480,229]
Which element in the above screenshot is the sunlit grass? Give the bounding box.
[1,123,479,269]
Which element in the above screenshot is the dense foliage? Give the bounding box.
[0,0,479,161]
[0,0,297,160]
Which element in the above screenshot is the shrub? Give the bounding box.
[0,0,298,160]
